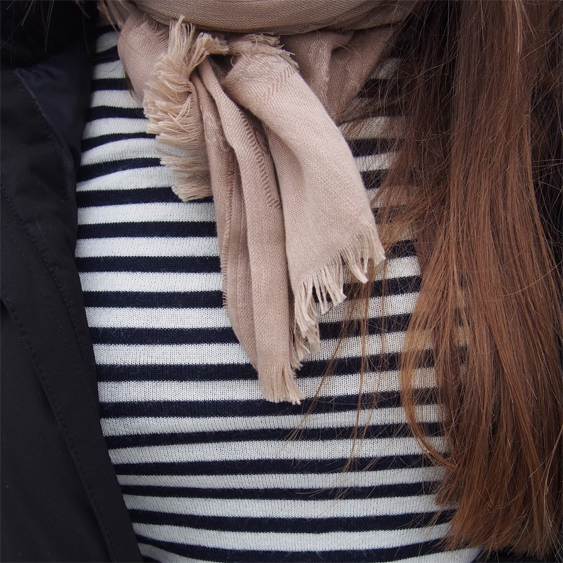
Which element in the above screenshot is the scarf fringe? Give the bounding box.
[290,330,310,372]
[259,363,305,405]
[143,20,228,201]
[293,221,385,360]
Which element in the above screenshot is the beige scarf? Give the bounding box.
[108,0,407,403]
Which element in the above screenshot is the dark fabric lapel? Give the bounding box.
[1,39,142,563]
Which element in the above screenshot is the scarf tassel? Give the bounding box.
[259,362,305,405]
[143,21,228,201]
[293,220,384,359]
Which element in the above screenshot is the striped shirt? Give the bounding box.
[76,24,480,563]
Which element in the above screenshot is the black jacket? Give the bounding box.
[0,3,551,562]
[1,2,142,561]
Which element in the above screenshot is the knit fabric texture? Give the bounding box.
[75,25,481,563]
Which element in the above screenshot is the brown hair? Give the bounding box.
[358,0,563,558]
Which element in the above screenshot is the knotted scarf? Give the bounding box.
[106,0,408,403]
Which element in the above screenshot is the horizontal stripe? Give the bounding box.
[349,138,395,157]
[88,313,412,345]
[355,152,393,172]
[94,50,118,66]
[87,312,412,342]
[77,222,217,239]
[80,137,160,166]
[75,182,375,207]
[82,132,154,152]
[119,479,438,500]
[135,544,474,563]
[78,234,416,261]
[94,348,433,384]
[96,46,118,61]
[76,187,183,208]
[104,423,440,450]
[94,341,250,366]
[131,524,451,561]
[361,168,385,190]
[77,166,175,192]
[110,436,444,465]
[83,276,421,310]
[79,146,389,176]
[76,244,413,270]
[139,542,480,563]
[92,326,426,365]
[77,219,415,251]
[81,122,394,166]
[89,326,239,345]
[384,239,417,258]
[137,537,445,563]
[101,403,439,437]
[84,292,418,328]
[116,465,444,490]
[110,456,434,479]
[78,219,416,254]
[107,432,439,457]
[397,550,481,563]
[90,89,141,110]
[139,543,212,563]
[340,116,401,140]
[78,202,216,225]
[92,60,125,81]
[78,157,161,182]
[79,271,222,293]
[86,306,231,328]
[76,236,219,258]
[75,256,221,273]
[376,255,420,279]
[90,77,129,92]
[95,31,118,51]
[97,370,433,405]
[83,289,224,308]
[83,117,150,139]
[88,105,146,121]
[130,509,450,534]
[79,254,417,281]
[98,387,437,420]
[124,493,441,519]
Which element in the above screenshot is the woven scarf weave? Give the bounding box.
[108,0,408,403]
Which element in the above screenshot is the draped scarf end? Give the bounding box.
[259,363,305,405]
[293,221,385,357]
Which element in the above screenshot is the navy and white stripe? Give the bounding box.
[76,25,480,563]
